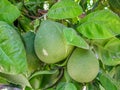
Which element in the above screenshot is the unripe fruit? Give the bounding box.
[67,48,99,83]
[34,20,74,64]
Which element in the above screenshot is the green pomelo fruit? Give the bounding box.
[34,20,74,64]
[67,48,99,83]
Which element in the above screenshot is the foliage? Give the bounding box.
[0,0,120,90]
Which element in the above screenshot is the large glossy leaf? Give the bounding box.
[98,73,119,90]
[0,0,20,24]
[0,72,31,88]
[0,21,27,74]
[77,9,120,39]
[47,0,83,19]
[98,38,120,66]
[63,28,89,49]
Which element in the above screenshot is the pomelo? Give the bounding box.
[34,20,74,64]
[67,48,99,83]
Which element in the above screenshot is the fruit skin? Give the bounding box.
[34,20,74,64]
[67,48,99,83]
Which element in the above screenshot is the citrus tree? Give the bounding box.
[0,0,120,90]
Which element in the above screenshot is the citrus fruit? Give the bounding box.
[34,20,74,64]
[67,48,99,83]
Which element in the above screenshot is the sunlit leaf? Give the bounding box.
[0,0,20,24]
[48,0,83,19]
[77,9,120,39]
[0,21,27,74]
[63,28,89,49]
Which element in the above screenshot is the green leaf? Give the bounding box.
[98,73,119,90]
[64,69,71,82]
[0,72,31,88]
[56,82,77,90]
[114,65,120,82]
[18,16,33,32]
[104,38,120,53]
[29,75,42,90]
[47,0,83,19]
[77,9,120,39]
[46,88,55,90]
[63,28,89,49]
[24,86,33,90]
[92,39,110,47]
[87,82,100,90]
[98,38,120,66]
[0,77,8,84]
[98,48,120,66]
[78,22,113,39]
[0,21,27,74]
[40,69,60,89]
[22,31,41,74]
[0,0,21,24]
[99,84,105,90]
[29,69,58,79]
